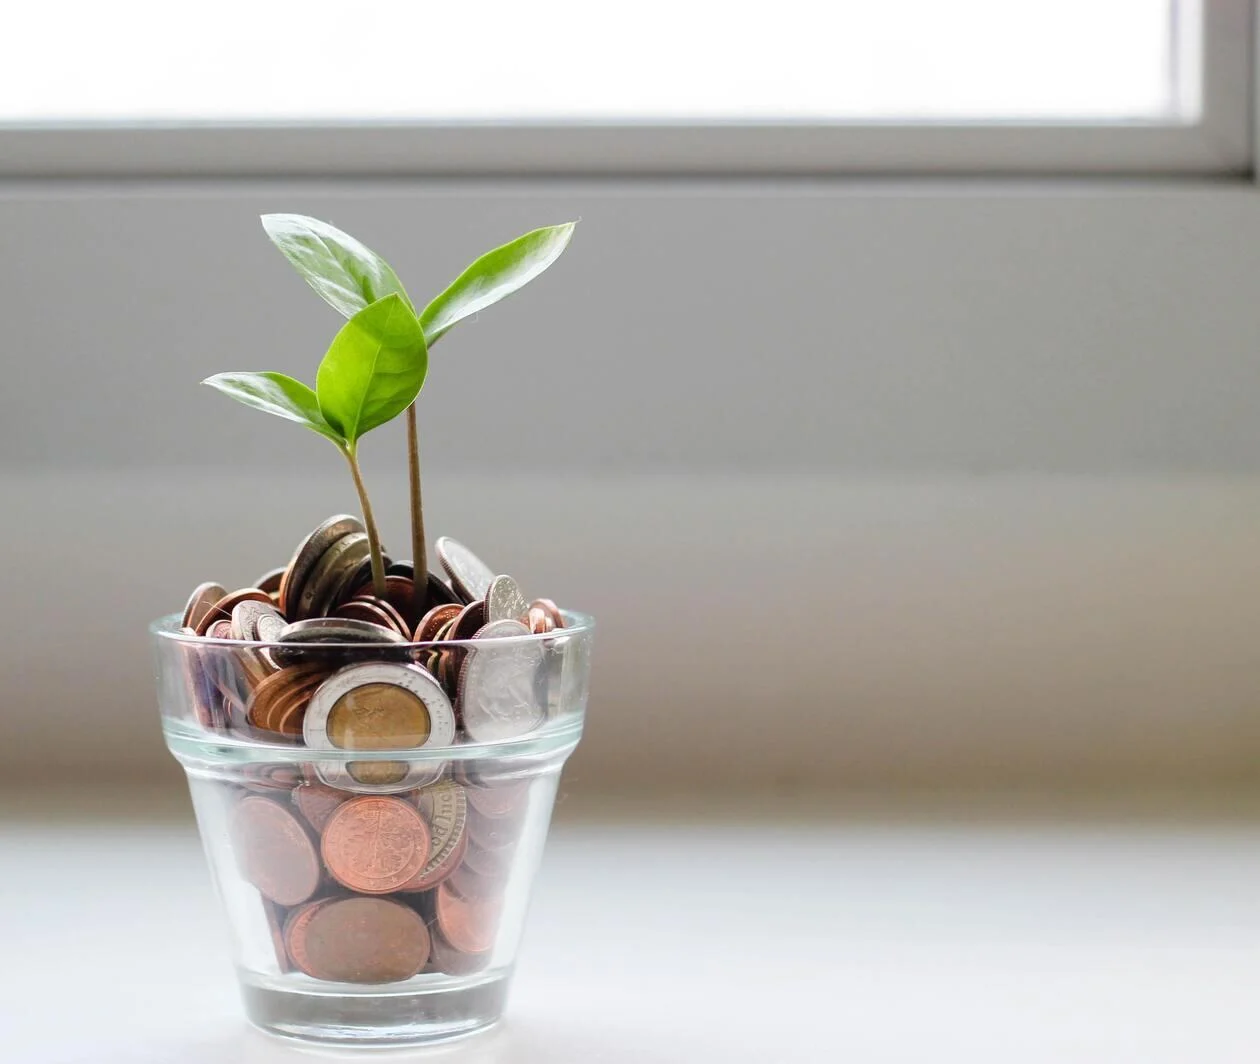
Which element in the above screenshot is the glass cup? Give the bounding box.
[152,611,593,1046]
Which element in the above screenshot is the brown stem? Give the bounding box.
[342,445,388,599]
[406,403,428,612]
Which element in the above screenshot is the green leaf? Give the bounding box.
[316,294,429,444]
[420,222,577,344]
[202,371,344,444]
[261,213,414,319]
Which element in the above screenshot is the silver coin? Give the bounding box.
[294,531,369,620]
[485,574,529,625]
[459,619,547,742]
[278,617,404,644]
[255,610,287,643]
[436,536,496,604]
[304,661,455,794]
[272,616,405,668]
[230,599,283,641]
[280,514,363,616]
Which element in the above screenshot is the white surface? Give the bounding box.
[2,800,1259,1063]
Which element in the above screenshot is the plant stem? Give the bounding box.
[406,402,428,613]
[342,444,388,599]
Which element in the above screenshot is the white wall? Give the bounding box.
[3,180,1260,789]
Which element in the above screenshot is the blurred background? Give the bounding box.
[3,2,1260,1060]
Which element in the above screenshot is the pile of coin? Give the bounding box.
[178,516,568,752]
[230,766,527,981]
[174,516,573,982]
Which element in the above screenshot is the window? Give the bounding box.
[2,1,1199,123]
[0,0,1250,176]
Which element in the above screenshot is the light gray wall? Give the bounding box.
[3,180,1260,791]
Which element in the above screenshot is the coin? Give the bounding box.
[320,796,431,894]
[279,514,364,618]
[467,803,528,851]
[459,619,546,742]
[253,566,287,596]
[435,881,500,954]
[230,600,284,642]
[272,617,405,668]
[247,664,331,735]
[386,560,415,579]
[297,897,430,984]
[447,860,508,901]
[465,778,530,819]
[526,605,554,635]
[195,587,272,636]
[462,838,515,879]
[398,779,468,892]
[304,661,456,752]
[347,594,412,638]
[424,572,461,607]
[182,582,227,630]
[230,796,321,906]
[294,531,371,621]
[449,600,487,642]
[262,898,292,972]
[283,897,335,976]
[334,598,405,635]
[427,922,490,975]
[291,782,348,832]
[485,575,529,625]
[529,598,566,629]
[436,537,496,604]
[414,603,461,643]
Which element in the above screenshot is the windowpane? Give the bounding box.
[4,0,1186,124]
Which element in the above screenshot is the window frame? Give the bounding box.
[0,0,1252,179]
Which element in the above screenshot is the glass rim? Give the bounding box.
[150,609,595,651]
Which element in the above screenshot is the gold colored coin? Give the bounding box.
[327,683,432,750]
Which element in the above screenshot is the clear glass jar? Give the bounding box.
[152,612,593,1046]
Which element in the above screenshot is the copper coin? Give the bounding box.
[414,603,461,643]
[253,566,287,596]
[195,588,272,636]
[292,782,348,832]
[262,898,293,972]
[466,779,530,819]
[462,838,515,879]
[467,805,527,851]
[449,601,487,642]
[447,861,507,901]
[321,796,431,894]
[298,896,430,984]
[427,922,490,975]
[248,664,330,734]
[345,594,411,638]
[283,897,336,975]
[182,582,227,630]
[526,605,555,635]
[335,599,405,636]
[180,638,223,730]
[205,619,233,639]
[243,763,305,793]
[279,514,364,618]
[435,881,500,954]
[348,574,418,627]
[398,779,468,892]
[529,598,566,629]
[230,796,321,906]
